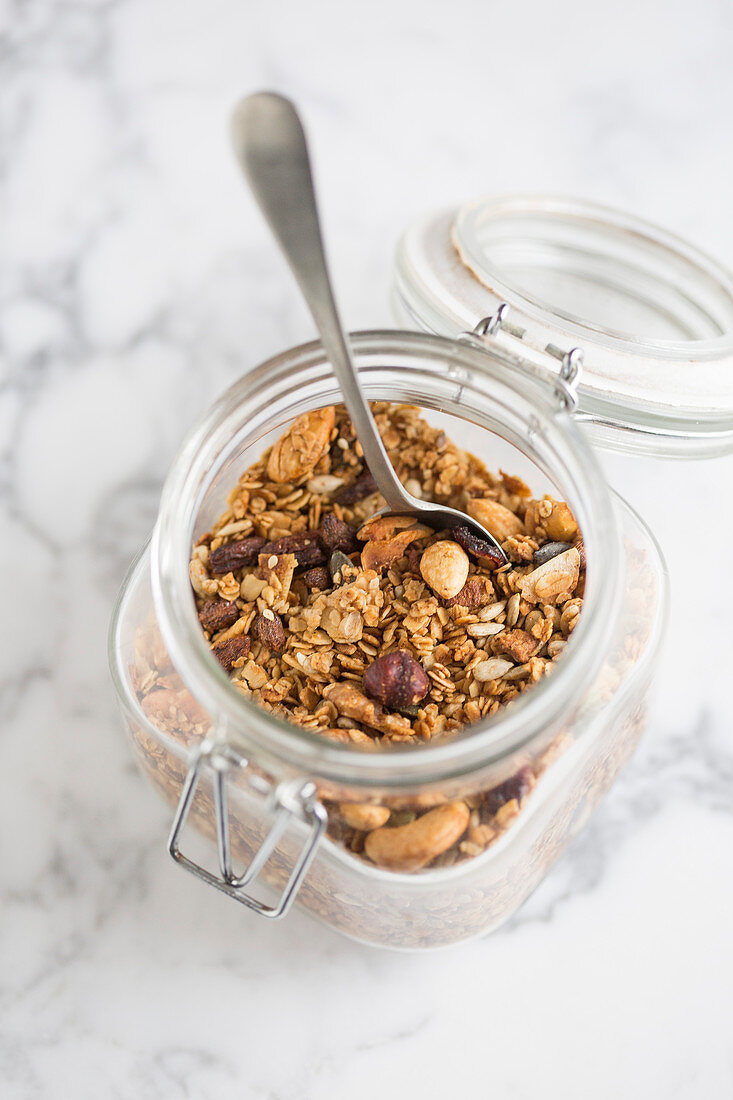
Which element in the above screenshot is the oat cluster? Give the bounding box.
[189,403,585,753]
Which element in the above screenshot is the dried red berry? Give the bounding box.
[483,766,533,816]
[319,512,358,553]
[452,525,504,568]
[405,542,423,574]
[333,470,378,506]
[251,611,286,653]
[363,651,430,710]
[302,565,331,590]
[208,537,265,575]
[212,634,251,672]
[261,531,326,568]
[198,598,240,634]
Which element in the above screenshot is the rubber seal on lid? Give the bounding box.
[393,195,733,457]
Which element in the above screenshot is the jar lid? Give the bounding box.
[393,195,733,457]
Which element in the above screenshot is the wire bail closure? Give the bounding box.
[168,737,327,919]
[548,344,584,411]
[461,303,584,413]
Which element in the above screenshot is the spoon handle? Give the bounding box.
[231,92,408,513]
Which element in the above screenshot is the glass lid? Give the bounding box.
[393,195,733,457]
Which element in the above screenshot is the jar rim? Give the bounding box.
[394,195,733,458]
[151,329,623,789]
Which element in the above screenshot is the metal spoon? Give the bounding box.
[230,92,507,564]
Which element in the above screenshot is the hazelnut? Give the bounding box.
[363,651,429,710]
[419,540,469,599]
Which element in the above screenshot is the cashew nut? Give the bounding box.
[364,801,470,871]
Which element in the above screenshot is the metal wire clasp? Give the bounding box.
[547,344,584,411]
[460,303,584,413]
[168,738,327,919]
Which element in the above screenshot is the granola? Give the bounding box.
[172,403,587,871]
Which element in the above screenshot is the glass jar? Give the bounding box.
[393,195,733,457]
[109,195,732,949]
[110,328,667,949]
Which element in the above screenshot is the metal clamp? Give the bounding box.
[547,344,584,411]
[460,303,585,412]
[168,739,327,919]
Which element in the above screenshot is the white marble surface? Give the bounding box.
[3,1,733,1096]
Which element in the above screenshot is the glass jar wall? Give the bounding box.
[109,332,668,949]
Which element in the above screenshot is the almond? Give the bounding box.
[419,540,469,600]
[361,525,431,572]
[357,514,420,541]
[467,498,526,540]
[266,406,335,483]
[520,547,580,605]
